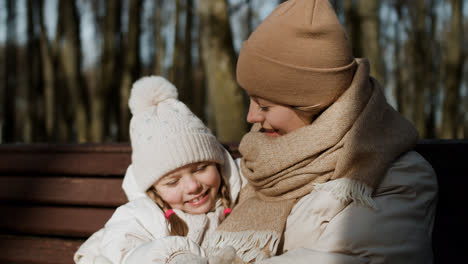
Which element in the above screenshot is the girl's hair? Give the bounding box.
[146,165,232,237]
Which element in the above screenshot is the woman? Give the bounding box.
[206,0,438,263]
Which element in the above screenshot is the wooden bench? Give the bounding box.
[0,140,466,263]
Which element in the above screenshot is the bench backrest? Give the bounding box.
[0,140,466,263]
[0,144,131,264]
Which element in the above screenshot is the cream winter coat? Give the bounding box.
[256,151,437,264]
[75,149,436,264]
[74,149,243,264]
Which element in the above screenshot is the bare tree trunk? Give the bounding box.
[357,0,384,84]
[60,0,88,142]
[0,39,3,142]
[464,67,468,138]
[344,0,361,57]
[50,1,67,142]
[170,0,182,86]
[27,0,44,142]
[171,0,192,104]
[39,0,57,140]
[182,0,193,108]
[405,0,430,137]
[191,2,205,120]
[169,0,194,108]
[3,0,17,142]
[425,0,439,138]
[393,2,404,115]
[55,59,70,142]
[90,0,121,142]
[153,0,165,76]
[120,0,142,141]
[17,0,38,143]
[246,0,253,36]
[198,0,247,142]
[440,0,464,138]
[192,64,206,120]
[464,35,468,138]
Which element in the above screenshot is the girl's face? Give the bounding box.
[154,162,221,215]
[247,97,312,137]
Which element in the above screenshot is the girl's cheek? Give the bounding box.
[201,167,221,185]
[159,187,183,204]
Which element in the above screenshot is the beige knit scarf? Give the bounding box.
[206,59,418,263]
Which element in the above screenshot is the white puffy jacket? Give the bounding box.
[74,148,244,264]
[76,150,436,264]
[258,151,437,264]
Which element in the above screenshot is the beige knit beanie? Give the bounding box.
[237,0,357,109]
[128,76,225,193]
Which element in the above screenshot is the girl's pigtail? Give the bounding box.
[147,188,189,236]
[219,175,233,217]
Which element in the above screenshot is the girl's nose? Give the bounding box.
[184,175,202,194]
[247,99,264,124]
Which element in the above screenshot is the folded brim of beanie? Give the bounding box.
[133,132,225,193]
[236,41,357,108]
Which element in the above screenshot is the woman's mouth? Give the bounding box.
[186,190,209,206]
[260,128,280,137]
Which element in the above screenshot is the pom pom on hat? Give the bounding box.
[128,76,178,115]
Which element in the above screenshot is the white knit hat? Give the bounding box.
[128,76,225,193]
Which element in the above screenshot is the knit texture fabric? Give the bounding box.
[236,0,356,109]
[207,59,418,263]
[128,76,225,193]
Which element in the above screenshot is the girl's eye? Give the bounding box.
[195,164,208,172]
[165,179,179,186]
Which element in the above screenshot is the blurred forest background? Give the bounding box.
[0,0,466,143]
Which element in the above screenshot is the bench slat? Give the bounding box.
[0,205,114,238]
[0,144,131,175]
[0,176,127,206]
[0,234,83,264]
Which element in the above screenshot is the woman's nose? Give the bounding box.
[247,100,264,124]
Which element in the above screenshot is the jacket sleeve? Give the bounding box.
[95,198,168,263]
[123,236,206,264]
[264,151,437,264]
[74,197,210,264]
[74,228,108,264]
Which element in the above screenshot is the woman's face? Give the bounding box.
[247,97,312,137]
[154,162,221,214]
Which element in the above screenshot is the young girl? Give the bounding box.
[74,76,244,264]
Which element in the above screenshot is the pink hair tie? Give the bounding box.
[165,209,175,219]
[223,208,232,216]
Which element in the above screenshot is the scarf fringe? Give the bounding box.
[314,178,378,209]
[206,230,281,263]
